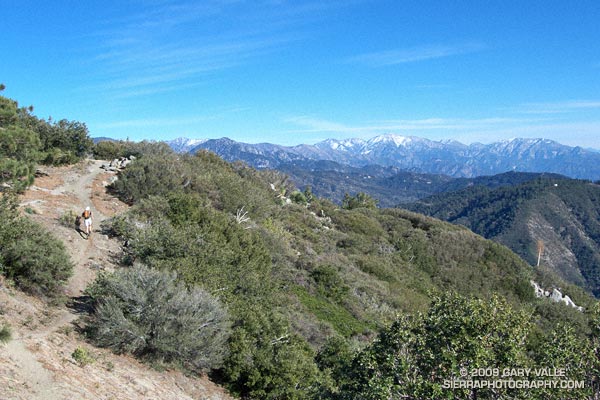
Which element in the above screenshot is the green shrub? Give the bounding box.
[292,286,367,338]
[100,214,130,238]
[105,193,273,306]
[310,265,349,303]
[71,346,95,366]
[92,140,126,160]
[331,209,384,237]
[85,264,230,372]
[533,325,599,399]
[109,154,184,204]
[0,323,12,344]
[342,192,378,210]
[337,293,534,399]
[42,147,78,165]
[223,306,322,400]
[0,196,73,297]
[164,191,206,226]
[315,336,354,395]
[290,190,308,205]
[58,209,78,228]
[94,139,174,160]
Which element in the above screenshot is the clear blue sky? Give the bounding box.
[2,0,599,147]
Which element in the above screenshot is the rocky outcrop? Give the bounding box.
[531,280,583,311]
[100,155,136,171]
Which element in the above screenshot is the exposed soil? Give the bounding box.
[0,160,234,400]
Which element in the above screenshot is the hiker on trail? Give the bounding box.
[82,206,93,236]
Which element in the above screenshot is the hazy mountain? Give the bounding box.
[92,136,117,143]
[277,160,562,207]
[277,160,449,206]
[169,134,600,180]
[307,135,600,179]
[405,176,600,297]
[190,137,310,168]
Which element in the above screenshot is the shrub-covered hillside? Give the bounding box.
[94,144,599,398]
[405,176,600,297]
[3,90,597,398]
[0,89,85,298]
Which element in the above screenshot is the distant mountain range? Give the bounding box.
[165,135,600,181]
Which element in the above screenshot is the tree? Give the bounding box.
[532,324,598,399]
[0,94,18,126]
[0,95,41,190]
[342,192,378,210]
[223,307,321,399]
[19,115,93,165]
[337,293,533,399]
[0,125,41,190]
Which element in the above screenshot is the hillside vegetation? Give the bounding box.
[0,88,92,191]
[1,89,599,399]
[99,144,599,398]
[0,88,87,297]
[405,176,600,297]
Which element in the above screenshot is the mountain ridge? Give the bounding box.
[404,176,600,297]
[160,134,600,180]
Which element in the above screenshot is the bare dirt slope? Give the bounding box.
[0,160,234,400]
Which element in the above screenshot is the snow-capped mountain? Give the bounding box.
[165,137,208,153]
[316,135,423,154]
[166,134,600,180]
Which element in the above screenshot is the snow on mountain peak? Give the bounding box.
[321,138,365,151]
[368,134,412,147]
[169,137,206,146]
[166,137,208,152]
[184,138,207,146]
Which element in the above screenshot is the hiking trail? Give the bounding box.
[0,159,232,400]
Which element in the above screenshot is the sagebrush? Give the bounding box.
[85,264,230,372]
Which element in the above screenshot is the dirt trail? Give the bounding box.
[1,160,118,400]
[1,159,233,400]
[52,159,117,296]
[3,340,64,400]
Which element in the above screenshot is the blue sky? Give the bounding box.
[2,0,600,147]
